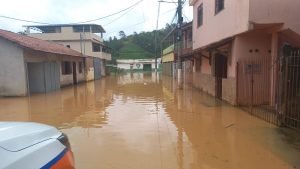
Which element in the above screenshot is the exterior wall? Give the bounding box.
[85,57,94,81]
[249,0,300,33]
[193,71,215,96]
[233,31,272,105]
[117,63,131,70]
[29,26,103,42]
[101,59,106,76]
[29,28,111,61]
[162,52,174,63]
[116,59,161,70]
[162,62,173,76]
[222,77,236,105]
[117,63,144,70]
[0,38,27,96]
[23,50,85,87]
[192,0,250,49]
[183,60,193,84]
[54,41,111,60]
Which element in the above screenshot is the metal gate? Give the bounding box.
[237,46,300,130]
[280,48,300,130]
[237,55,280,125]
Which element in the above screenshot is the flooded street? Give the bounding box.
[0,72,299,169]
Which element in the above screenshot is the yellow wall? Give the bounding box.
[162,52,174,63]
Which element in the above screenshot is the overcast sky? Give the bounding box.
[0,0,192,39]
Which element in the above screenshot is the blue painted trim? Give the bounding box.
[40,148,67,169]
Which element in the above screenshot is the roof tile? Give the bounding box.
[0,29,82,57]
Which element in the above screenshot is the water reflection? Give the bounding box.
[0,72,299,169]
[0,79,113,129]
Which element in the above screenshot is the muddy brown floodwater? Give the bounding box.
[0,72,299,169]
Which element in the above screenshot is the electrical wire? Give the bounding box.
[0,0,144,25]
[103,1,140,26]
[0,15,51,24]
[74,0,144,24]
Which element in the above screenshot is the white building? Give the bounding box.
[116,59,161,71]
[25,24,111,81]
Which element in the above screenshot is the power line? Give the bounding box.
[0,15,51,24]
[74,0,144,24]
[0,0,143,25]
[103,1,140,26]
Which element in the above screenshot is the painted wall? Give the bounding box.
[24,50,85,87]
[232,30,272,105]
[117,59,161,70]
[85,57,95,81]
[191,0,250,49]
[30,30,111,61]
[249,0,300,33]
[0,38,27,96]
[162,53,174,63]
[29,26,103,42]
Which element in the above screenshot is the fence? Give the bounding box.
[280,48,300,130]
[237,47,300,130]
[237,54,280,125]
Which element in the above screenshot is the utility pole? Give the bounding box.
[177,0,183,89]
[154,2,161,72]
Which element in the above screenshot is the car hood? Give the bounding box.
[0,122,61,152]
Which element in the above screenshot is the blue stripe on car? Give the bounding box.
[40,148,67,169]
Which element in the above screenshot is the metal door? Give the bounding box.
[27,62,45,93]
[94,58,102,80]
[44,62,60,92]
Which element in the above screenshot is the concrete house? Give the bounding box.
[0,29,85,96]
[162,22,193,79]
[189,0,300,106]
[25,24,111,81]
[116,59,161,71]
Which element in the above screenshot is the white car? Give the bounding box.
[0,122,74,169]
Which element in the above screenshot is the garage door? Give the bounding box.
[27,62,60,94]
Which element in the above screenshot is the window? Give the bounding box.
[79,62,83,73]
[61,61,72,75]
[215,0,224,14]
[92,42,101,52]
[42,26,61,33]
[197,4,203,27]
[73,25,91,33]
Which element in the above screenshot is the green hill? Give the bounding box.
[118,41,153,59]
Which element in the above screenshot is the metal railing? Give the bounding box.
[281,49,300,130]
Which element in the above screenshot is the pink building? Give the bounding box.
[189,0,300,107]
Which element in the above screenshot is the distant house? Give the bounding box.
[24,24,111,81]
[0,29,85,96]
[161,22,193,82]
[116,59,161,71]
[162,44,175,77]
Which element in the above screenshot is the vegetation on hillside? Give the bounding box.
[105,23,176,64]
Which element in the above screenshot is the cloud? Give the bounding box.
[0,0,192,38]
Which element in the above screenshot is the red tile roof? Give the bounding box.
[0,29,82,57]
